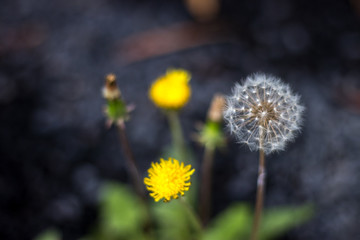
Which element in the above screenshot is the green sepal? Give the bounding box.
[105,99,129,122]
[198,120,226,150]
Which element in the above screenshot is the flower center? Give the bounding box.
[251,101,279,127]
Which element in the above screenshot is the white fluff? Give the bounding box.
[223,73,305,154]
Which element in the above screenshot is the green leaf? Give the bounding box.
[259,204,314,240]
[203,203,313,240]
[152,199,195,240]
[33,229,60,240]
[204,203,252,240]
[99,182,147,239]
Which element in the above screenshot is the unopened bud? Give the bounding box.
[102,73,121,100]
[207,94,225,122]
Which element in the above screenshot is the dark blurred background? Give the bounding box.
[1,0,360,239]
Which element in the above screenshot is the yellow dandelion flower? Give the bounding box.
[149,69,191,110]
[144,157,195,202]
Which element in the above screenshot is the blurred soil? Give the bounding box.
[0,0,360,239]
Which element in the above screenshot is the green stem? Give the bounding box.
[199,146,215,226]
[166,111,187,163]
[179,197,203,239]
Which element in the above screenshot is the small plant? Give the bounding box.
[223,73,305,240]
[149,69,192,164]
[194,94,226,225]
[102,73,144,199]
[144,157,203,238]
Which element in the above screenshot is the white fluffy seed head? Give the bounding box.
[223,73,305,155]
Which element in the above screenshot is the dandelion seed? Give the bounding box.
[223,73,305,154]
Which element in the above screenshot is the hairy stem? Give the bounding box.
[117,124,145,199]
[117,123,154,240]
[199,146,215,226]
[250,148,266,240]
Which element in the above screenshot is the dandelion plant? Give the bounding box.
[149,69,192,164]
[194,94,226,226]
[223,73,305,240]
[102,74,143,198]
[144,158,202,236]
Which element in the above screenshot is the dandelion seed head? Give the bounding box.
[223,73,305,154]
